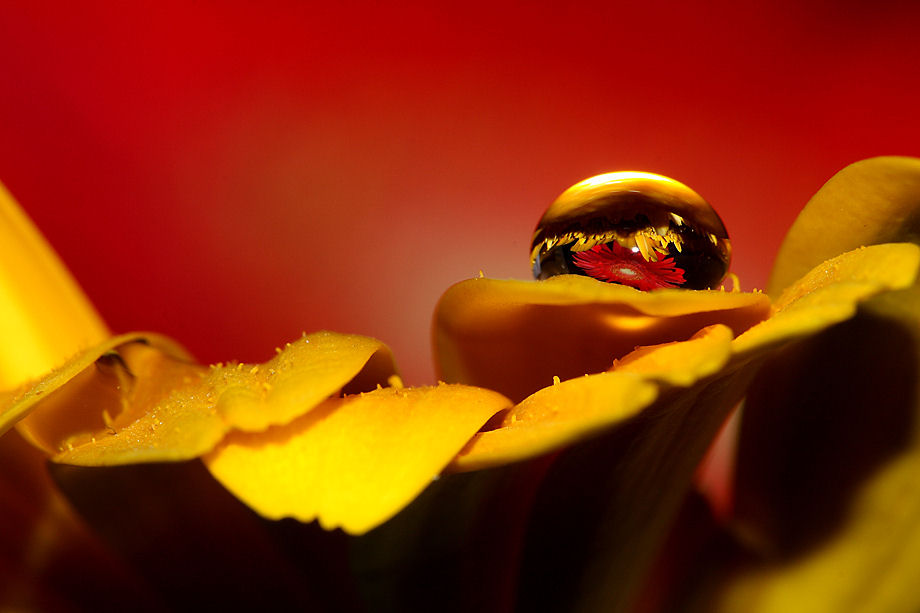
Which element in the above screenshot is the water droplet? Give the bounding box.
[531,172,731,290]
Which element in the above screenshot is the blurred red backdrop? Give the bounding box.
[2,0,919,383]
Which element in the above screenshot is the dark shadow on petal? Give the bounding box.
[514,367,757,613]
[349,458,551,613]
[734,311,917,559]
[0,431,163,612]
[49,460,361,612]
[630,489,723,613]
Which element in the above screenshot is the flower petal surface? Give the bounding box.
[734,243,920,357]
[445,244,920,612]
[4,332,396,465]
[1,333,193,443]
[448,243,920,476]
[710,285,920,613]
[769,156,920,296]
[452,324,734,472]
[434,274,771,402]
[204,384,511,535]
[0,183,109,389]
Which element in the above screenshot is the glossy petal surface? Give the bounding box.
[205,384,511,534]
[452,325,734,473]
[1,333,193,443]
[461,244,920,613]
[734,243,920,356]
[440,243,919,478]
[434,274,771,402]
[0,183,109,389]
[708,287,920,613]
[769,156,920,296]
[4,332,395,465]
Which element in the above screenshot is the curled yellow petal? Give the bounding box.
[0,183,109,389]
[214,332,397,432]
[711,286,920,613]
[615,323,735,385]
[4,331,396,465]
[452,324,734,472]
[733,243,920,357]
[451,372,657,473]
[769,156,920,296]
[434,274,770,402]
[1,333,193,444]
[506,330,761,612]
[204,384,511,535]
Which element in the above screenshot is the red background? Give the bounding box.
[2,1,919,383]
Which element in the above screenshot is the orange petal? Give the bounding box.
[204,384,511,535]
[434,275,770,402]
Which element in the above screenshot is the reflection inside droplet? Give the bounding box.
[531,171,731,290]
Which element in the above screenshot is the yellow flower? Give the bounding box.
[2,157,920,611]
[430,157,920,612]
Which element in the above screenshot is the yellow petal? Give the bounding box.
[4,331,395,465]
[1,332,193,444]
[434,274,770,402]
[204,384,511,535]
[711,284,920,613]
[452,245,919,478]
[450,372,658,473]
[451,324,735,472]
[442,244,920,611]
[214,331,397,432]
[769,156,920,297]
[49,341,223,464]
[516,253,912,612]
[615,323,735,386]
[0,183,109,389]
[508,332,762,612]
[733,243,920,357]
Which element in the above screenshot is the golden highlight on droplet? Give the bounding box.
[531,171,732,290]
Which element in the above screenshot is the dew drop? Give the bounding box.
[531,172,731,290]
